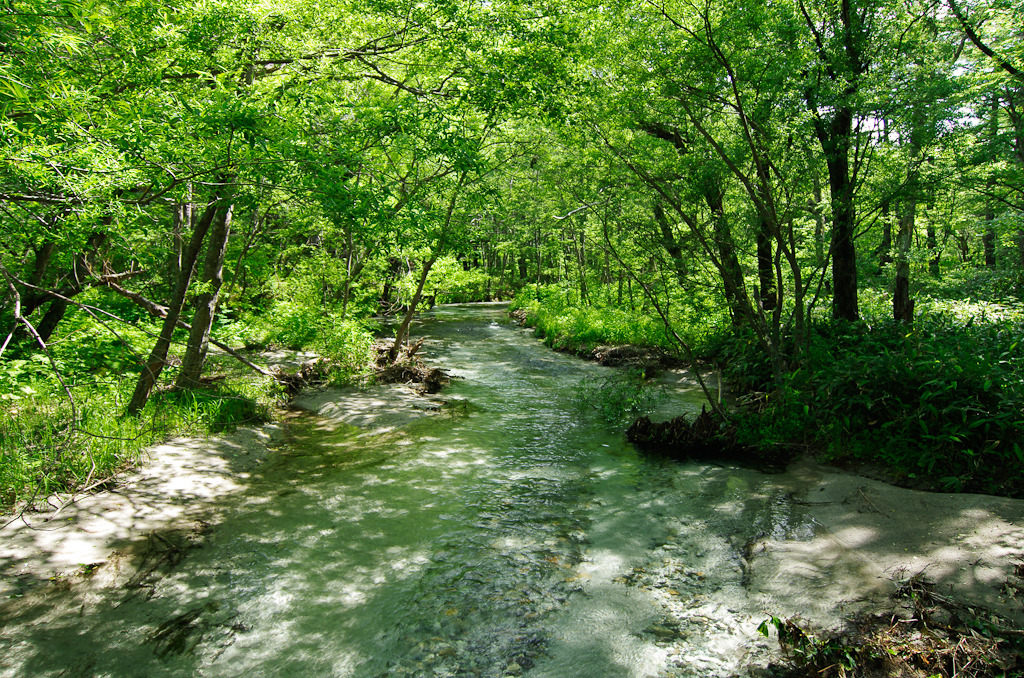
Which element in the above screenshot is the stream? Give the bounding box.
[2,304,843,676]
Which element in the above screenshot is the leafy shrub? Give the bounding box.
[314,317,375,384]
[729,314,1024,496]
[511,286,676,355]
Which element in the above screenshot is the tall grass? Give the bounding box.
[0,372,276,511]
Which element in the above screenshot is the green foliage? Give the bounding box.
[728,310,1024,496]
[0,310,277,512]
[314,317,375,385]
[511,286,675,355]
[573,368,663,426]
[757,616,860,673]
[0,371,273,511]
[396,254,495,304]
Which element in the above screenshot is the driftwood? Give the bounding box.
[626,406,728,457]
[592,344,669,368]
[273,359,331,396]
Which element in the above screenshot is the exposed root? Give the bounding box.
[373,339,450,394]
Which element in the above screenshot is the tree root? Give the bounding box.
[626,407,791,471]
[373,339,450,394]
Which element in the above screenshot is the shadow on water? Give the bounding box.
[3,303,1024,677]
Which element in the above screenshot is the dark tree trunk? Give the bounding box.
[127,200,220,413]
[926,220,940,277]
[175,203,234,390]
[984,199,997,268]
[35,231,108,342]
[821,111,859,321]
[654,201,687,286]
[22,241,55,316]
[704,187,753,327]
[802,2,868,322]
[756,214,776,311]
[893,201,915,324]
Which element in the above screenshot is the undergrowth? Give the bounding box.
[513,281,1024,498]
[722,312,1024,496]
[511,287,677,355]
[761,572,1024,677]
[0,297,375,514]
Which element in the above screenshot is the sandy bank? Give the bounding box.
[751,458,1024,627]
[0,381,444,598]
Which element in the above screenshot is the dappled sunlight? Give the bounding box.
[4,305,1024,677]
[742,460,1024,628]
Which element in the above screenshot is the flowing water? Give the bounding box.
[1,303,820,677]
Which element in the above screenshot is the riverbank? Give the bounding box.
[0,380,446,599]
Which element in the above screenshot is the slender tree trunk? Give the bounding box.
[36,230,108,342]
[175,203,234,390]
[387,254,437,363]
[926,218,940,277]
[984,94,1000,268]
[893,201,915,324]
[387,174,466,363]
[756,213,776,311]
[806,147,827,269]
[127,199,221,413]
[876,200,893,271]
[654,201,687,286]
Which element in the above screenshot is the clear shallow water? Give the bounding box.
[1,304,814,677]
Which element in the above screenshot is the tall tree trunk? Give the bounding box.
[821,112,859,321]
[984,94,1000,268]
[893,201,915,324]
[801,0,868,322]
[175,202,234,390]
[127,199,221,413]
[926,218,940,277]
[756,213,776,311]
[654,201,687,286]
[704,186,752,327]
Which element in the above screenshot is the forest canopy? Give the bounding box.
[2,0,1023,505]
